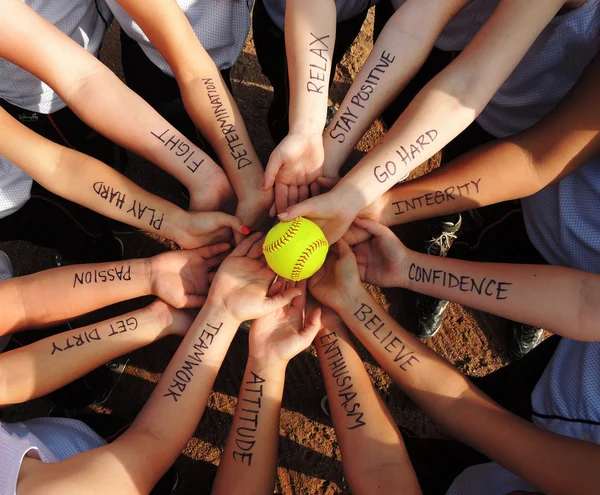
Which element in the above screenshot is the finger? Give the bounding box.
[298,184,309,203]
[264,150,283,190]
[291,279,308,310]
[288,185,299,207]
[303,307,322,335]
[275,182,289,216]
[277,196,316,221]
[269,201,277,218]
[342,226,371,246]
[316,176,340,190]
[310,181,321,198]
[337,238,356,262]
[233,231,245,246]
[196,242,231,259]
[248,235,266,259]
[208,271,216,283]
[210,212,250,236]
[205,251,229,269]
[231,232,264,257]
[268,277,285,297]
[264,287,303,314]
[353,217,391,238]
[180,295,207,309]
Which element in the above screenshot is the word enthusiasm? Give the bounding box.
[392,179,482,215]
[329,51,396,144]
[163,322,223,402]
[232,371,265,466]
[151,128,204,173]
[319,332,366,430]
[307,33,331,94]
[354,303,420,372]
[202,78,252,170]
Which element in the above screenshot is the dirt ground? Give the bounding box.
[1,10,515,495]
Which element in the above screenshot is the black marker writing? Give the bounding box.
[307,33,331,94]
[408,263,512,300]
[151,129,204,173]
[73,264,132,288]
[51,328,101,355]
[232,371,265,466]
[353,303,421,371]
[329,51,396,143]
[107,316,138,336]
[202,78,252,170]
[319,332,366,430]
[163,322,223,402]
[392,179,482,215]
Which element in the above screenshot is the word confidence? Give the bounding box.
[307,33,331,94]
[73,264,132,288]
[233,371,265,466]
[329,51,396,144]
[202,78,252,170]
[320,332,366,430]
[50,316,138,355]
[373,129,438,184]
[408,263,512,300]
[393,179,482,215]
[151,128,204,173]
[163,322,223,402]
[354,303,420,372]
[93,182,165,231]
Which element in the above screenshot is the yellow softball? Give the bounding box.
[263,217,329,281]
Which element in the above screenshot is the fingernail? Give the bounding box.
[241,225,251,235]
[278,212,289,219]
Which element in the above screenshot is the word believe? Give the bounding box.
[93,182,165,231]
[319,332,366,430]
[50,316,138,356]
[408,263,512,300]
[163,321,223,402]
[373,129,438,184]
[329,51,396,144]
[73,264,131,288]
[232,371,265,466]
[307,33,331,94]
[151,128,204,173]
[202,78,252,170]
[392,179,481,215]
[354,303,420,372]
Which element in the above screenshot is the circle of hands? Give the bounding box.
[161,133,411,362]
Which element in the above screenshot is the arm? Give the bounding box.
[0,244,229,335]
[113,0,273,232]
[361,53,600,228]
[15,234,302,495]
[0,301,191,406]
[213,280,320,495]
[352,218,600,342]
[322,0,468,178]
[283,0,569,243]
[0,109,245,248]
[0,0,233,212]
[310,242,600,495]
[313,307,421,495]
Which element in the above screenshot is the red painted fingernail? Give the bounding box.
[241,225,251,235]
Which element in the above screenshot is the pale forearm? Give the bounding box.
[401,251,600,341]
[2,259,150,334]
[285,0,336,134]
[212,358,285,495]
[0,303,170,405]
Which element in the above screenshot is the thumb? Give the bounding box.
[264,149,284,190]
[278,196,317,221]
[316,176,340,191]
[353,217,391,238]
[263,287,302,314]
[301,307,322,344]
[207,212,249,235]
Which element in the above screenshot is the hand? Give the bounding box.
[263,132,325,211]
[277,188,357,244]
[149,299,197,338]
[208,233,304,322]
[149,244,231,308]
[249,280,321,364]
[177,211,249,249]
[350,218,408,288]
[188,161,236,212]
[234,189,274,245]
[308,239,363,310]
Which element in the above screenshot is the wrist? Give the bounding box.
[398,249,418,290]
[162,207,189,246]
[204,294,244,326]
[330,283,366,315]
[288,122,323,136]
[246,355,288,376]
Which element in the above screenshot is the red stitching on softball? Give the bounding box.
[263,218,303,254]
[290,238,328,281]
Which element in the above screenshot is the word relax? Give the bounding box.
[307,33,331,94]
[319,332,366,429]
[232,371,265,466]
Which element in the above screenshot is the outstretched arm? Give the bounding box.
[0,0,233,212]
[0,300,191,406]
[113,0,273,233]
[313,306,421,495]
[310,242,600,495]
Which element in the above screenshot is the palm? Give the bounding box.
[352,238,402,286]
[309,243,361,306]
[273,133,324,186]
[250,307,306,362]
